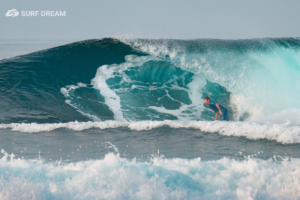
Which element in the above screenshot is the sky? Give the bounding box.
[1,0,300,40]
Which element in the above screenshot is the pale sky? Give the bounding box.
[1,0,300,40]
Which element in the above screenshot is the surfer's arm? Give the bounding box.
[215,104,223,115]
[214,112,218,120]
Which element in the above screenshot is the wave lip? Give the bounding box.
[1,120,300,144]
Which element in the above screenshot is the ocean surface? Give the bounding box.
[0,37,300,199]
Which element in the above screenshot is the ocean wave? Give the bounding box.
[1,120,300,144]
[1,38,300,123]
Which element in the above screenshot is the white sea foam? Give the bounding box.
[1,120,300,144]
[254,109,300,126]
[0,149,300,199]
[149,74,206,121]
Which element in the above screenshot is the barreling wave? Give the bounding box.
[1,37,300,133]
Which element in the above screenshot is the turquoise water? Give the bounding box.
[1,38,300,199]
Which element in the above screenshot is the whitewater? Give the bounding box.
[0,37,300,199]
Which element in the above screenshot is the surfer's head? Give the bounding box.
[203,96,210,105]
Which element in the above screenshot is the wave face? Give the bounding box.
[0,38,146,123]
[1,37,300,125]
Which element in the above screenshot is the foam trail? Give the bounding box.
[1,150,300,199]
[149,74,206,120]
[1,120,300,144]
[91,55,154,121]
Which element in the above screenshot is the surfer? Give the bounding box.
[203,96,229,121]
